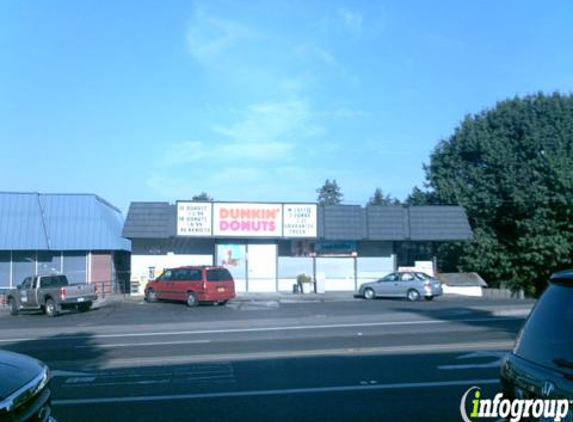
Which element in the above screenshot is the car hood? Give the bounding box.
[0,350,45,399]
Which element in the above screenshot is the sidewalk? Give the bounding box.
[97,291,357,306]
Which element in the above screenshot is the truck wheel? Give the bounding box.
[8,298,19,316]
[78,302,92,312]
[45,299,60,317]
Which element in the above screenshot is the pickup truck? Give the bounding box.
[5,274,98,317]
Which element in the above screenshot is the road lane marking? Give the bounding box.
[49,340,514,369]
[74,339,211,349]
[438,351,507,370]
[52,378,500,406]
[0,316,524,343]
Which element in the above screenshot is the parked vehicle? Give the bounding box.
[6,274,98,317]
[500,270,573,411]
[145,266,236,307]
[0,350,58,422]
[358,271,443,301]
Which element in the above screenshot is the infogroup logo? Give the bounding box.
[460,386,571,422]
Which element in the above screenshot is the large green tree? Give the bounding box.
[426,92,573,295]
[316,179,343,205]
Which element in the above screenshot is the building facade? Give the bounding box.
[124,201,472,294]
[0,192,131,293]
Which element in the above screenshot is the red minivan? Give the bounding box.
[144,266,236,307]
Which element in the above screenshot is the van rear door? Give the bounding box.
[205,268,235,300]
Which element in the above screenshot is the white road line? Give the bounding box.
[0,316,523,343]
[53,378,500,406]
[74,339,211,349]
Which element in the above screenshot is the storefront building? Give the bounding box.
[0,192,131,294]
[124,201,472,294]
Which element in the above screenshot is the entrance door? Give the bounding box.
[247,244,277,292]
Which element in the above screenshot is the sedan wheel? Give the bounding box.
[363,288,376,300]
[406,289,420,302]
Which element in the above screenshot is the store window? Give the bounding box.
[63,252,87,284]
[37,251,62,275]
[12,252,36,286]
[0,252,10,288]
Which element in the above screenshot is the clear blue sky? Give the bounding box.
[1,1,572,214]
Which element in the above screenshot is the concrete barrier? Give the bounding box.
[482,287,525,299]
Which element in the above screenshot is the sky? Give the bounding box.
[1,0,572,214]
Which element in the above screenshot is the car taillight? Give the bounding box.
[424,281,431,288]
[60,287,67,300]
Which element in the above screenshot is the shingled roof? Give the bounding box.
[123,202,472,241]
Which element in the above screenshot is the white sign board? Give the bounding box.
[283,204,317,238]
[177,202,212,236]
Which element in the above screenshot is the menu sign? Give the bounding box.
[283,204,317,238]
[177,202,212,236]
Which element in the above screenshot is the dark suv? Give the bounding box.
[500,270,573,417]
[0,350,57,422]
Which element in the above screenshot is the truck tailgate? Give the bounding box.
[62,284,96,299]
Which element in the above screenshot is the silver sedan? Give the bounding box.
[358,271,443,301]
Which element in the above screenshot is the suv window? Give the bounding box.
[514,282,573,373]
[207,268,232,282]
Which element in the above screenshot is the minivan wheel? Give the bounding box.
[145,289,157,303]
[8,298,19,316]
[363,288,376,300]
[45,299,59,317]
[406,289,420,302]
[217,300,228,306]
[186,292,198,307]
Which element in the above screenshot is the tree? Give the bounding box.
[316,179,343,205]
[367,188,401,205]
[192,192,213,201]
[426,92,573,296]
[404,186,440,205]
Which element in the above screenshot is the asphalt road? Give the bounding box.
[0,296,533,421]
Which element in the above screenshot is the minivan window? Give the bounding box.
[207,268,232,282]
[514,283,573,373]
[173,269,202,281]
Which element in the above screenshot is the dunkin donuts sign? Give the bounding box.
[213,203,283,237]
[177,202,317,238]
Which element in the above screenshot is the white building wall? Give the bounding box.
[130,254,213,295]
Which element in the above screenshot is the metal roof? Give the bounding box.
[0,192,131,251]
[123,201,472,242]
